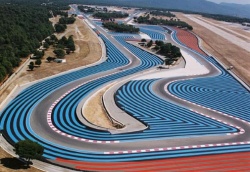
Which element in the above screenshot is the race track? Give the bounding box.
[1,7,250,171]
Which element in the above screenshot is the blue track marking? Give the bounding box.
[0,24,249,163]
[139,25,166,32]
[139,27,166,40]
[168,57,250,122]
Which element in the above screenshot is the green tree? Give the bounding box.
[141,38,147,42]
[43,42,49,49]
[154,45,160,51]
[14,140,44,164]
[28,64,34,71]
[35,59,42,66]
[2,60,13,74]
[19,46,30,57]
[67,42,75,52]
[55,24,67,33]
[59,36,68,46]
[53,49,65,58]
[50,35,58,42]
[0,2,54,80]
[155,40,164,46]
[67,36,75,52]
[147,40,153,48]
[32,50,44,59]
[28,61,34,71]
[0,65,7,81]
[66,49,71,54]
[165,57,173,66]
[46,56,53,62]
[0,73,4,82]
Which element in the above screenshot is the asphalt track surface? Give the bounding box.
[1,6,250,171]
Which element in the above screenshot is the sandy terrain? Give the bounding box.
[194,16,250,43]
[184,15,250,53]
[175,12,250,85]
[83,85,115,129]
[199,17,250,38]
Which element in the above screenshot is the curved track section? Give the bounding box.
[168,58,250,122]
[172,27,207,56]
[50,37,163,141]
[115,79,237,137]
[139,27,166,40]
[57,151,250,171]
[1,14,250,171]
[140,25,166,32]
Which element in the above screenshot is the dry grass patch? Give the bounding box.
[174,12,250,85]
[83,85,115,129]
[197,16,250,38]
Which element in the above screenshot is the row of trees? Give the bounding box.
[150,10,176,17]
[59,16,76,25]
[141,39,182,65]
[155,40,182,58]
[103,22,139,33]
[78,5,96,13]
[55,15,76,33]
[93,12,129,20]
[200,13,250,24]
[45,35,76,60]
[28,60,42,71]
[136,14,193,30]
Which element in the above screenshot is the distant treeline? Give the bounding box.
[199,14,250,24]
[78,5,96,13]
[59,16,76,24]
[136,14,193,30]
[103,22,139,33]
[150,10,175,18]
[93,12,129,20]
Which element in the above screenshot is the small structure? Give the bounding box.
[54,59,66,63]
[78,15,84,19]
[242,23,250,27]
[227,66,234,70]
[30,54,36,59]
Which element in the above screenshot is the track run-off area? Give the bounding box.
[1,6,250,171]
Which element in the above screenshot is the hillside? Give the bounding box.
[1,0,249,18]
[76,0,250,18]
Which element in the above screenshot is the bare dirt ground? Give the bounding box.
[194,16,250,42]
[83,84,115,129]
[175,12,250,86]
[0,17,101,172]
[199,17,250,38]
[0,149,42,172]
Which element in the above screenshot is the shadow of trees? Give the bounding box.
[0,157,30,170]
